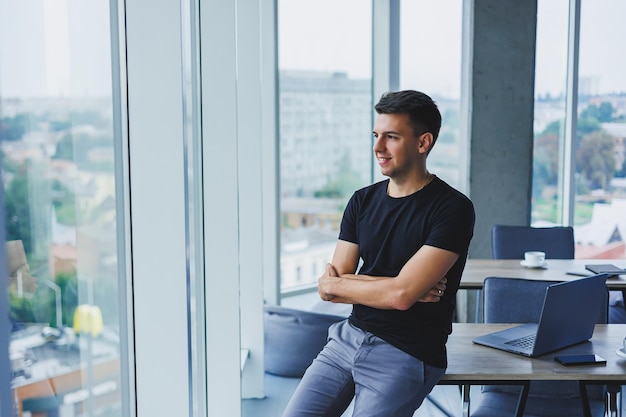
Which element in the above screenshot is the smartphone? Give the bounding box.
[554,354,606,366]
[584,264,626,276]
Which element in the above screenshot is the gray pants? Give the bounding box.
[282,319,445,417]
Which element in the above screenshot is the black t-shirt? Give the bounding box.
[339,176,475,368]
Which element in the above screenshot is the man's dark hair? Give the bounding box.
[374,90,442,147]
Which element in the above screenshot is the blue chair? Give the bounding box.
[491,224,625,324]
[479,225,576,321]
[491,225,575,259]
[471,277,608,417]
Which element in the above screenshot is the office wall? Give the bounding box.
[468,0,538,258]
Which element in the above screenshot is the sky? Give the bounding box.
[278,0,626,99]
[0,0,112,98]
[1,0,625,99]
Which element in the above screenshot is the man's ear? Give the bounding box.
[417,132,434,154]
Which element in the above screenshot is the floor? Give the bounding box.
[242,375,626,417]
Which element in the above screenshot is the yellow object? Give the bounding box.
[73,304,103,337]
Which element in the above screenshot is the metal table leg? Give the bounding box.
[606,384,621,417]
[461,384,471,417]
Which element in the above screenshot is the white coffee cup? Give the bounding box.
[524,251,546,267]
[623,336,626,351]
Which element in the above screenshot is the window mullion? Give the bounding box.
[561,0,581,227]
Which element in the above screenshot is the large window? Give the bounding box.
[574,0,626,258]
[277,0,373,291]
[399,0,463,189]
[532,0,569,226]
[533,0,626,259]
[1,1,127,415]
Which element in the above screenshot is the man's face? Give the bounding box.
[372,113,423,179]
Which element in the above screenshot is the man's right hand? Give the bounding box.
[318,263,339,301]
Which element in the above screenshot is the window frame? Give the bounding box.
[125,0,191,416]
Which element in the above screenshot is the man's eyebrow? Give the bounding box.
[373,130,401,136]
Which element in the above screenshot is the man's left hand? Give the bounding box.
[417,276,447,303]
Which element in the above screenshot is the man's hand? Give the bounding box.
[318,263,339,301]
[417,276,447,303]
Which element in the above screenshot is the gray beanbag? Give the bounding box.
[264,305,345,377]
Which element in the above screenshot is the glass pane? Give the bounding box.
[532,0,569,226]
[399,0,463,189]
[1,1,127,415]
[575,0,626,259]
[278,0,372,291]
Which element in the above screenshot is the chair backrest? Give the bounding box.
[483,277,608,325]
[491,225,575,259]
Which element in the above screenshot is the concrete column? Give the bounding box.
[468,0,538,259]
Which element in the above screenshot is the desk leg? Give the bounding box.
[474,289,483,323]
[580,381,592,417]
[606,384,621,417]
[461,384,470,417]
[514,382,530,417]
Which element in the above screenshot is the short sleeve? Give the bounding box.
[425,195,475,255]
[338,192,360,244]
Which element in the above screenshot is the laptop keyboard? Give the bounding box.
[504,334,536,349]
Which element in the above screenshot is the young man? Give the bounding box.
[282,90,475,417]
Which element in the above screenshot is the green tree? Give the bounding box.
[9,293,35,325]
[542,116,601,142]
[0,150,21,174]
[28,273,79,327]
[51,178,77,225]
[533,131,559,194]
[580,102,615,123]
[576,116,601,138]
[0,113,29,141]
[49,120,72,132]
[542,120,561,137]
[52,131,114,172]
[4,172,34,254]
[52,133,74,160]
[576,130,615,190]
[314,152,364,198]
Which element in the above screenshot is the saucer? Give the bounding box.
[616,348,626,359]
[520,260,548,269]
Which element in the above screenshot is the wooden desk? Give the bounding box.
[461,259,626,290]
[441,323,626,417]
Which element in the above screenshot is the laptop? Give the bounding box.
[472,273,608,357]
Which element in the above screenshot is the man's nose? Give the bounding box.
[373,137,383,153]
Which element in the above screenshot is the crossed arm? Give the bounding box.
[318,240,460,310]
